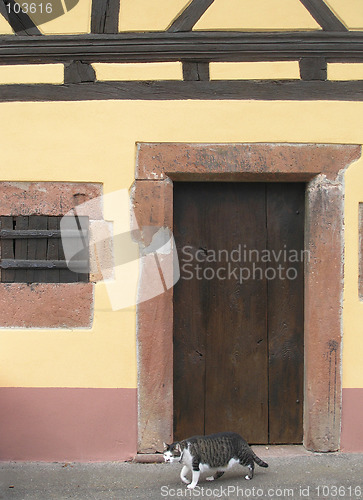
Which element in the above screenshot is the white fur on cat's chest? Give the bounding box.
[199,457,240,474]
[182,448,239,473]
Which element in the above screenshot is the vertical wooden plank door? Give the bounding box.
[173,182,305,444]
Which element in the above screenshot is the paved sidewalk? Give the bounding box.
[0,451,362,500]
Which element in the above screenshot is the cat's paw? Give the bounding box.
[187,484,197,490]
[181,478,190,485]
[206,476,215,481]
[244,475,252,480]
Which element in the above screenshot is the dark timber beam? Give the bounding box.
[168,0,215,32]
[3,32,363,65]
[0,0,42,35]
[299,57,327,80]
[91,0,120,34]
[299,0,348,32]
[182,61,210,81]
[2,80,363,102]
[64,61,96,84]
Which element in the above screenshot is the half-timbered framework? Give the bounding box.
[1,0,363,98]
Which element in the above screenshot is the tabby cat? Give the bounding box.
[163,431,268,489]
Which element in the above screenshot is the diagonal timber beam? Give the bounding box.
[299,0,348,32]
[0,0,42,35]
[91,0,120,34]
[168,0,215,32]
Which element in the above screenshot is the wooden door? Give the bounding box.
[173,182,304,444]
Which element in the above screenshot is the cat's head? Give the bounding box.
[163,442,182,463]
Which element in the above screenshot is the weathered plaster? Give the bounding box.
[0,181,106,329]
[0,283,94,329]
[0,182,103,218]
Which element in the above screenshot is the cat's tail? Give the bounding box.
[252,452,268,468]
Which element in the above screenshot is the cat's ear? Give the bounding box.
[163,442,168,450]
[175,443,181,453]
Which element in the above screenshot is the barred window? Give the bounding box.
[0,215,89,283]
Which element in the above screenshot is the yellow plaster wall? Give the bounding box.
[93,62,183,81]
[1,0,362,35]
[193,0,320,31]
[0,288,137,388]
[0,13,13,34]
[326,0,363,30]
[38,0,91,34]
[0,0,91,35]
[1,0,361,34]
[0,99,362,389]
[328,63,363,81]
[343,159,363,388]
[0,64,64,85]
[210,62,300,80]
[119,0,189,32]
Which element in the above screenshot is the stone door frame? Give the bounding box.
[132,143,361,453]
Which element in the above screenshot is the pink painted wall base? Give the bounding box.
[0,387,137,461]
[0,386,362,459]
[341,388,363,452]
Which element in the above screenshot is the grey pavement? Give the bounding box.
[0,452,362,500]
